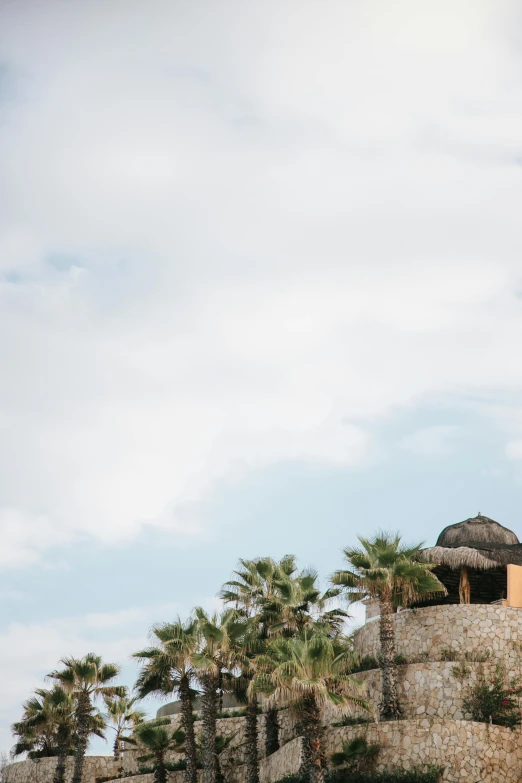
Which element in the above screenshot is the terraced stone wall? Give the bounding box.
[353,604,522,663]
[108,739,302,783]
[352,659,522,721]
[326,719,522,783]
[3,756,120,783]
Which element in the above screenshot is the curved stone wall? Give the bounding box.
[353,604,522,663]
[352,660,522,721]
[326,719,522,783]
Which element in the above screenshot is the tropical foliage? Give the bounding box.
[253,631,369,783]
[330,738,379,774]
[48,654,124,783]
[332,533,444,720]
[104,693,145,760]
[133,719,185,783]
[133,617,200,783]
[459,663,522,729]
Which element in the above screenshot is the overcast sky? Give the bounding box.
[2,0,522,757]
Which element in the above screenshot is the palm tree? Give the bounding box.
[254,630,368,783]
[48,653,124,783]
[104,692,145,761]
[11,686,104,783]
[12,689,60,760]
[133,719,185,783]
[221,556,347,757]
[332,532,445,720]
[221,556,290,758]
[133,618,199,783]
[192,607,244,783]
[45,686,80,783]
[225,619,262,783]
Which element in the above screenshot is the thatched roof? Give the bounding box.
[421,514,522,571]
[436,514,519,548]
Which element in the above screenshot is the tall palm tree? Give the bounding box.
[104,692,145,761]
[12,686,76,771]
[221,556,347,757]
[12,686,104,783]
[45,686,81,783]
[12,689,60,760]
[48,653,124,783]
[133,719,185,783]
[221,556,293,757]
[332,532,445,720]
[133,618,199,783]
[226,619,262,783]
[254,630,368,783]
[192,607,244,783]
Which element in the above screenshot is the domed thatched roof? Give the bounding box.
[436,514,519,548]
[421,514,522,571]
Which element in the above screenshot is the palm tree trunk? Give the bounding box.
[154,749,167,783]
[72,692,91,783]
[298,696,324,783]
[179,675,198,783]
[245,695,259,783]
[379,594,401,720]
[264,707,279,756]
[200,673,218,783]
[113,734,121,761]
[52,749,67,783]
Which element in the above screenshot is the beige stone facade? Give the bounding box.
[353,604,522,664]
[326,720,522,783]
[3,756,120,783]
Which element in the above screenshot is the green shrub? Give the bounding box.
[352,656,379,672]
[461,663,522,729]
[273,766,443,783]
[327,766,443,783]
[139,759,187,773]
[439,647,458,662]
[330,738,379,773]
[393,653,408,666]
[216,706,262,719]
[441,647,492,664]
[332,716,373,727]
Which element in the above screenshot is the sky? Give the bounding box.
[2,0,522,758]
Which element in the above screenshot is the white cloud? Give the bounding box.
[506,440,522,460]
[400,425,462,457]
[1,0,522,565]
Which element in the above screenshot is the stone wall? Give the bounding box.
[3,756,120,783]
[259,738,302,783]
[106,740,302,783]
[326,719,522,783]
[353,604,522,663]
[351,660,522,721]
[122,711,298,775]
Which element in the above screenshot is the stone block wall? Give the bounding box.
[325,719,522,783]
[259,738,302,783]
[106,740,302,783]
[353,604,522,664]
[351,660,522,721]
[3,756,120,783]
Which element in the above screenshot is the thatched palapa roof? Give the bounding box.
[421,514,522,571]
